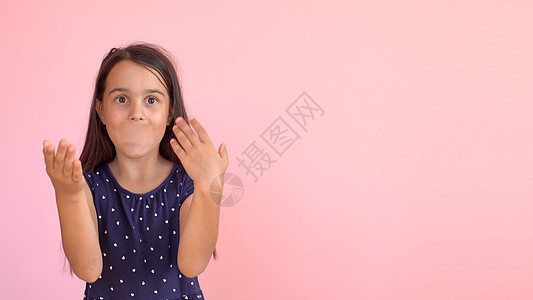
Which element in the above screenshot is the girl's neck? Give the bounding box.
[108,152,173,183]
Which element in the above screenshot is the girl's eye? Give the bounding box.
[146,97,158,104]
[116,96,127,104]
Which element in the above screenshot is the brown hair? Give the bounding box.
[63,41,217,277]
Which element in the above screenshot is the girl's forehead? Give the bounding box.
[106,60,167,92]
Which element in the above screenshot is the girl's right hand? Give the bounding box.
[43,139,85,196]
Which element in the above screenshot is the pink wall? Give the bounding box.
[1,0,532,299]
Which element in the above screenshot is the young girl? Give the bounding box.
[42,42,228,299]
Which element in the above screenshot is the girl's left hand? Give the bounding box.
[170,116,229,191]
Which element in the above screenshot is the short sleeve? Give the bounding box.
[179,166,194,206]
[83,170,95,198]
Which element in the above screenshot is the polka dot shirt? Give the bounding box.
[82,163,205,299]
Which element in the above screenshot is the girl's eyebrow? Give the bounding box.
[108,87,165,96]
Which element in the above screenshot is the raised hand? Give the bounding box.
[43,139,85,196]
[169,116,229,190]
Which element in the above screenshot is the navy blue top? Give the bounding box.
[82,163,205,300]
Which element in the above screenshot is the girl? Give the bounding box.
[42,42,228,299]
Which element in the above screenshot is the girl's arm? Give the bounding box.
[55,183,102,283]
[170,116,228,278]
[178,181,222,278]
[43,139,102,283]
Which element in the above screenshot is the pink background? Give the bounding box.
[1,0,532,299]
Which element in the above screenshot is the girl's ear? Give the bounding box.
[167,105,174,126]
[96,98,105,124]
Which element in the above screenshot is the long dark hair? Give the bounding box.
[63,41,218,277]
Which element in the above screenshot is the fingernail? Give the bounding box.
[189,116,194,120]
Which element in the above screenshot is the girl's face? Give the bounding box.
[97,59,171,161]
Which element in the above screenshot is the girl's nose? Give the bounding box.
[128,101,146,121]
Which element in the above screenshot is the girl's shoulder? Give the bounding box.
[82,163,111,192]
[83,163,107,177]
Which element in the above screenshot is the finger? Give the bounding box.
[72,159,83,182]
[43,140,55,172]
[63,144,76,178]
[188,117,213,145]
[170,138,185,157]
[54,139,69,171]
[172,125,193,153]
[175,117,199,147]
